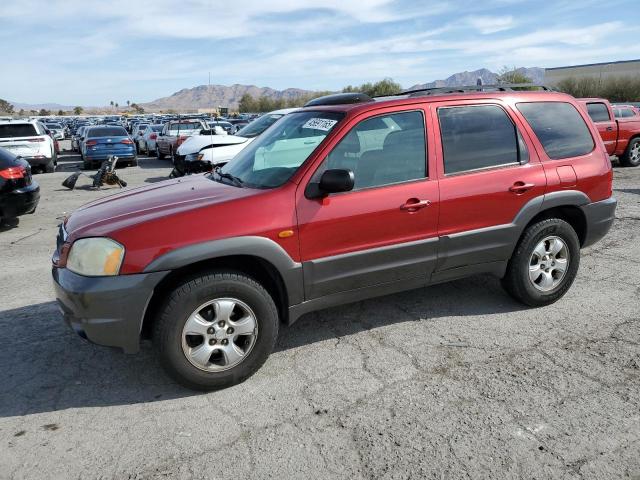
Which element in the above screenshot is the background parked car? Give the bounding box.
[43,122,65,140]
[140,124,165,156]
[207,120,236,135]
[81,126,137,169]
[0,121,57,173]
[0,147,40,224]
[612,104,640,118]
[71,125,89,152]
[131,123,149,153]
[155,119,207,160]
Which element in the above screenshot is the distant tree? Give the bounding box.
[18,109,25,117]
[73,106,84,115]
[557,75,640,102]
[29,109,38,116]
[497,66,532,84]
[115,102,119,109]
[238,93,257,113]
[109,100,114,110]
[130,103,145,114]
[38,108,51,116]
[0,99,15,114]
[57,109,65,116]
[126,100,130,108]
[342,78,403,97]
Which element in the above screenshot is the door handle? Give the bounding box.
[400,198,431,211]
[509,182,535,194]
[606,126,613,131]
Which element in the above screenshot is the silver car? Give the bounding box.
[140,124,165,156]
[131,123,150,153]
[44,122,65,140]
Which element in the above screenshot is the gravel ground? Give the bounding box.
[0,142,639,479]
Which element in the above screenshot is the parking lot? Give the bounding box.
[0,142,639,479]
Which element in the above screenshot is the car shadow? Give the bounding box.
[614,188,640,196]
[0,275,524,417]
[144,176,171,183]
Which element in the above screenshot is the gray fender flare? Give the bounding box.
[143,236,304,305]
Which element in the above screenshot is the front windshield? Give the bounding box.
[235,113,286,138]
[217,111,344,189]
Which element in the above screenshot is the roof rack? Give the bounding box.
[395,84,555,98]
[304,92,373,107]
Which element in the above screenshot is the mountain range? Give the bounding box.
[8,67,546,112]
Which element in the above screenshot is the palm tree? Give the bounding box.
[115,102,119,109]
[126,100,130,108]
[110,100,114,110]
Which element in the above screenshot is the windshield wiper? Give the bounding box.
[212,166,244,187]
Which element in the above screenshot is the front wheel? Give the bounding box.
[502,218,580,307]
[153,271,279,391]
[621,137,640,167]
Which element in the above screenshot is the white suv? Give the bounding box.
[0,120,57,173]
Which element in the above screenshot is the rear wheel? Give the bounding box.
[156,145,166,159]
[129,157,138,167]
[153,271,279,391]
[502,218,580,307]
[620,137,640,167]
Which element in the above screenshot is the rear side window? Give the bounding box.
[586,102,610,122]
[0,124,38,138]
[517,102,595,160]
[438,105,527,175]
[87,127,127,137]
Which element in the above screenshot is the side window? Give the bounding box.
[438,105,527,175]
[321,110,427,190]
[622,109,634,118]
[586,102,611,122]
[517,102,595,160]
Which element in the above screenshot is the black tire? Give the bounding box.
[502,218,580,307]
[44,159,55,173]
[157,145,166,159]
[153,270,279,391]
[129,157,138,167]
[620,137,640,167]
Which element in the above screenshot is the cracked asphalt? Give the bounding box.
[1,143,639,479]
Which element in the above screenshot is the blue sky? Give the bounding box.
[2,0,639,106]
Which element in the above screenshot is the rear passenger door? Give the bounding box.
[585,101,616,155]
[296,108,440,300]
[431,101,547,274]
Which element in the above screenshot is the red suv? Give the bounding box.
[52,86,616,390]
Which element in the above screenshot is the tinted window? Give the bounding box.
[517,102,595,159]
[236,113,285,138]
[322,111,426,190]
[621,109,635,118]
[0,124,38,138]
[438,105,525,174]
[87,127,127,137]
[168,122,201,130]
[586,102,610,122]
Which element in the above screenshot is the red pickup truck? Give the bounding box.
[578,98,640,167]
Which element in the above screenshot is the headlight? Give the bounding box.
[67,238,125,276]
[185,153,199,162]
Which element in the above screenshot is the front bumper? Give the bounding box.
[0,182,40,218]
[52,267,168,353]
[580,197,617,248]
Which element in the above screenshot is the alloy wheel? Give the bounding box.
[528,236,569,291]
[181,298,258,372]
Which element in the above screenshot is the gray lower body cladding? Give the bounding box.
[52,267,168,353]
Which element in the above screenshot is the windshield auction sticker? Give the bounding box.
[303,118,338,131]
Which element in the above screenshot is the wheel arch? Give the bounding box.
[140,236,303,338]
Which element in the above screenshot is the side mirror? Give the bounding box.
[305,169,354,198]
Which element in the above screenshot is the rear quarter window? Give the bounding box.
[516,102,595,160]
[586,102,611,122]
[0,124,38,138]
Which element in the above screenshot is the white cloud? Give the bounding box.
[465,15,515,34]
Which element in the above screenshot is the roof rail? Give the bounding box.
[395,84,555,98]
[304,92,373,107]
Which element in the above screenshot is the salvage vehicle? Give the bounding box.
[612,104,640,118]
[174,108,297,176]
[0,147,40,224]
[155,119,207,160]
[81,126,137,169]
[44,122,65,140]
[53,86,616,391]
[140,125,165,156]
[0,120,57,173]
[578,98,640,167]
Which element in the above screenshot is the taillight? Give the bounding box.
[86,140,97,146]
[150,133,157,140]
[0,166,26,179]
[121,139,133,144]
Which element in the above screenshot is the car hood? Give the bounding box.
[177,134,248,155]
[65,174,258,239]
[199,138,255,164]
